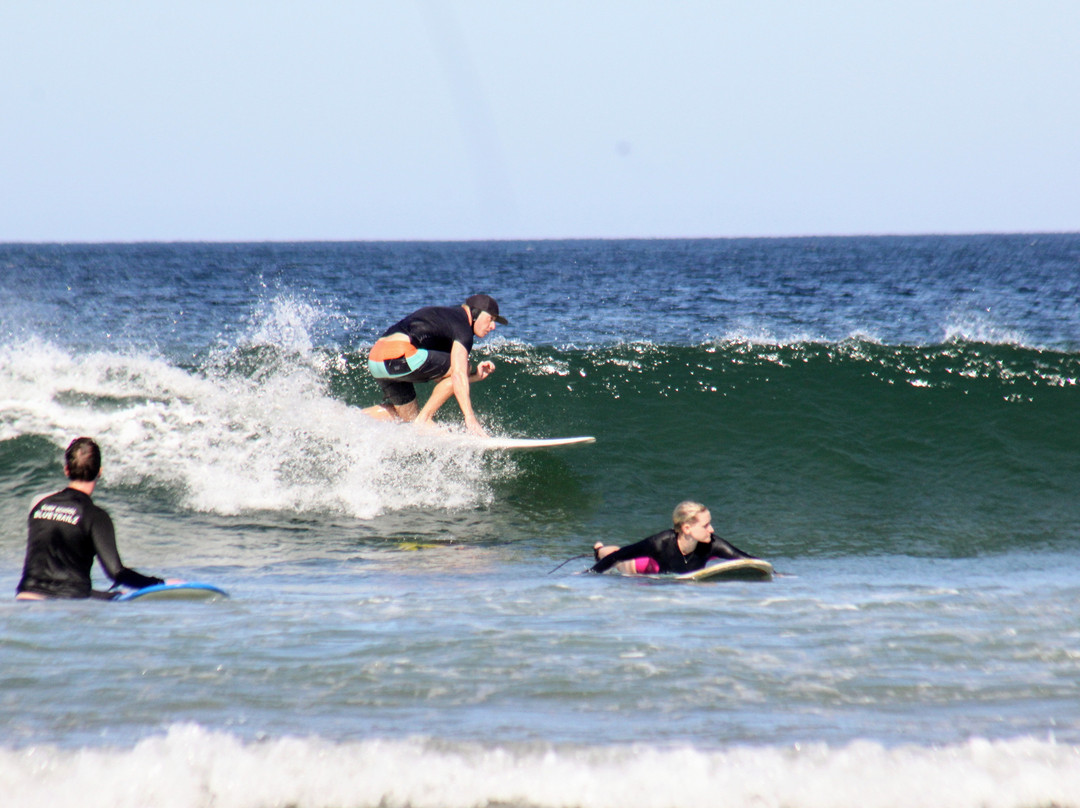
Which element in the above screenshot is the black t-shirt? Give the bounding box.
[16,487,163,599]
[382,305,475,355]
[590,529,754,574]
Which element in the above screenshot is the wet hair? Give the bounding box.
[64,437,101,482]
[672,500,708,530]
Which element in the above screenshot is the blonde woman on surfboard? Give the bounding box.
[590,501,758,575]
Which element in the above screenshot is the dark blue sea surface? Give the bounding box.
[2,235,1078,352]
[1,236,1079,807]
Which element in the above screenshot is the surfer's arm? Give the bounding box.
[414,342,488,435]
[706,534,755,561]
[112,567,166,590]
[90,511,164,589]
[449,340,486,436]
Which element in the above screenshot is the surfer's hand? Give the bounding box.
[473,361,495,381]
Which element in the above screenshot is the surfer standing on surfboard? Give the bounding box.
[15,438,165,600]
[590,501,758,575]
[363,294,507,437]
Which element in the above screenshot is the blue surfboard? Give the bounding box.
[115,581,230,602]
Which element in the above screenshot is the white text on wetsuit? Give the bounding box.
[32,503,80,526]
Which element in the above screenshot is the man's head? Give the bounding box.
[64,437,102,482]
[465,294,508,326]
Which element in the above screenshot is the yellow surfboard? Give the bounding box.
[674,558,774,582]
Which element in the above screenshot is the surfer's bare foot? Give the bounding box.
[413,420,450,435]
[361,404,395,421]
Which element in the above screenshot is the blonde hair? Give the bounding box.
[672,500,708,530]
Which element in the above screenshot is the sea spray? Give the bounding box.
[0,300,509,519]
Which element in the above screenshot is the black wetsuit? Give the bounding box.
[589,529,755,574]
[382,305,475,355]
[16,487,163,599]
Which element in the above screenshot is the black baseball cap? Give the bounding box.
[465,294,508,325]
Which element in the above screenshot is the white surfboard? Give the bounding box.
[473,435,595,451]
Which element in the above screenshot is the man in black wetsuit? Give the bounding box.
[15,437,164,600]
[362,293,507,437]
[590,501,756,575]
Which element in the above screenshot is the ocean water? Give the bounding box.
[1,235,1079,807]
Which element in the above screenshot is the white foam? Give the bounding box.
[0,301,499,519]
[2,725,1078,808]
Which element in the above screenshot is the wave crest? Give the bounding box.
[0,333,500,519]
[3,724,1078,808]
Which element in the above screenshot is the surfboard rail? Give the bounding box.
[472,435,595,451]
[115,581,230,602]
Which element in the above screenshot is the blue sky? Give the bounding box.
[2,1,1077,241]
